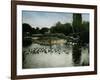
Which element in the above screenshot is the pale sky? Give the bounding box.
[22,11,89,28]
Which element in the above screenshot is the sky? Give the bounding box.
[22,11,89,28]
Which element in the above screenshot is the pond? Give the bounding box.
[22,43,89,69]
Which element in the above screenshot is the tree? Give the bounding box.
[80,21,89,44]
[40,27,49,34]
[22,23,32,33]
[31,27,36,34]
[50,22,72,36]
[82,21,89,31]
[72,13,82,33]
[22,23,32,36]
[35,27,40,34]
[22,23,32,47]
[50,21,63,33]
[63,23,72,36]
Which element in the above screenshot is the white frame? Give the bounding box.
[17,5,95,75]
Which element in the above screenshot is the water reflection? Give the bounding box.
[22,43,89,68]
[72,43,82,65]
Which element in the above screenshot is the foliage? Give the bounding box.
[22,13,89,45]
[22,23,32,47]
[22,23,32,35]
[72,13,82,33]
[50,22,72,36]
[40,27,49,34]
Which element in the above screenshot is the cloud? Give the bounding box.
[22,11,89,28]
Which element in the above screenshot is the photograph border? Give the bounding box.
[11,1,97,80]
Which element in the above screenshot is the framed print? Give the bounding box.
[11,0,97,80]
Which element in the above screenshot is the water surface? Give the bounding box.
[22,43,89,69]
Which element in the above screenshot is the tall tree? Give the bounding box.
[22,23,32,36]
[22,23,32,47]
[72,13,82,33]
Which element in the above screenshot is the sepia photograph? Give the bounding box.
[22,11,90,69]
